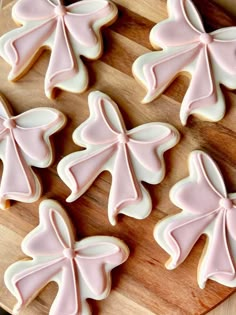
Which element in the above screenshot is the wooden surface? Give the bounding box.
[0,0,236,314]
[214,0,236,16]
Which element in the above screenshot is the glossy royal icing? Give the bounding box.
[0,95,66,210]
[154,151,236,288]
[0,0,118,98]
[4,199,129,315]
[132,0,236,125]
[57,91,180,225]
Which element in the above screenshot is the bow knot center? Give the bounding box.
[3,118,16,130]
[55,5,67,17]
[118,133,129,144]
[199,33,213,45]
[63,248,76,259]
[219,198,234,210]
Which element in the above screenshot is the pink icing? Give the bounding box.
[2,0,116,97]
[63,248,76,259]
[199,33,213,45]
[143,45,200,92]
[156,151,236,288]
[6,201,129,315]
[3,118,16,129]
[134,0,236,125]
[118,133,129,144]
[58,92,179,225]
[0,97,65,209]
[54,4,67,17]
[219,198,234,210]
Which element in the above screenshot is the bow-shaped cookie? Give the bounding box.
[0,0,118,98]
[58,91,180,225]
[5,200,129,315]
[133,0,236,125]
[154,151,236,288]
[0,95,65,209]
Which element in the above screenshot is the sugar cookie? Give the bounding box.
[132,0,236,125]
[0,94,66,209]
[58,91,180,225]
[154,150,236,288]
[4,199,129,315]
[0,0,118,98]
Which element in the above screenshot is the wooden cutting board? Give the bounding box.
[0,1,236,314]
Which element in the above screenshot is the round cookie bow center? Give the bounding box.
[63,248,76,259]
[118,133,129,144]
[55,5,67,17]
[3,118,16,130]
[199,33,213,45]
[219,198,234,210]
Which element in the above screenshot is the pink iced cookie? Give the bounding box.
[0,94,66,210]
[4,199,129,315]
[0,0,118,98]
[154,151,236,288]
[133,0,236,125]
[58,91,180,225]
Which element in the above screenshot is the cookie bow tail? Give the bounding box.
[1,19,56,81]
[0,137,40,209]
[133,45,200,104]
[198,210,235,289]
[58,144,116,203]
[180,47,219,125]
[155,211,216,270]
[45,19,79,98]
[108,144,142,225]
[5,258,64,314]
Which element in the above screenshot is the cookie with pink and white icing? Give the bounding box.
[4,199,129,315]
[0,94,66,210]
[154,150,236,288]
[132,0,236,125]
[57,91,180,225]
[0,0,118,98]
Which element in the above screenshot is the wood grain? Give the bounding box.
[0,1,236,315]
